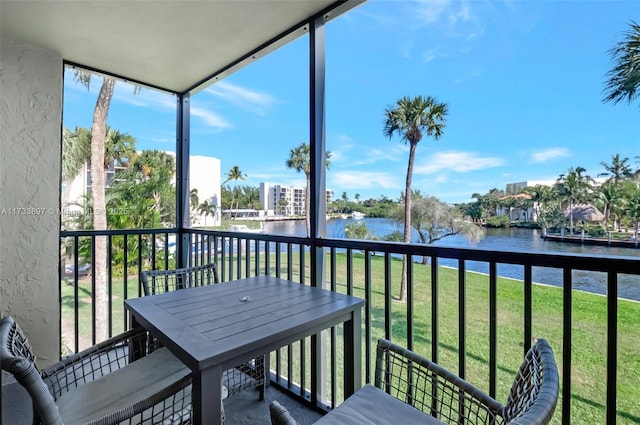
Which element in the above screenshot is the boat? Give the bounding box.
[229,224,265,233]
[351,211,365,219]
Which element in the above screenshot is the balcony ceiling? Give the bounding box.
[0,0,363,93]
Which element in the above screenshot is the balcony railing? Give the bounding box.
[59,228,640,425]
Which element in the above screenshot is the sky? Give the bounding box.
[63,0,639,205]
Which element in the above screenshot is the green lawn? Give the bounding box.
[61,251,640,424]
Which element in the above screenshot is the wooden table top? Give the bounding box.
[125,275,365,371]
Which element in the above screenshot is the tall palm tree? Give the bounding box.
[197,201,216,228]
[603,20,640,109]
[595,182,619,231]
[383,96,448,301]
[224,165,246,219]
[189,188,200,225]
[599,154,633,184]
[73,68,142,342]
[556,166,594,233]
[285,142,331,236]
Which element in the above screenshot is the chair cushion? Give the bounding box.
[313,384,446,425]
[56,347,190,424]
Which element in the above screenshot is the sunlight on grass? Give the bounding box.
[61,251,640,424]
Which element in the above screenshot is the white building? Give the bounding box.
[260,182,333,217]
[63,153,222,227]
[189,155,221,227]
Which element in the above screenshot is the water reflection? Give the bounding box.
[262,218,640,301]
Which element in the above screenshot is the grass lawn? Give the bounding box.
[61,251,640,424]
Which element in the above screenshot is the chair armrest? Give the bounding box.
[41,328,152,399]
[375,339,504,425]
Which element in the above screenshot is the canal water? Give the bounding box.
[262,217,640,301]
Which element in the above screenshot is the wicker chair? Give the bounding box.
[270,338,558,425]
[140,262,266,400]
[269,400,299,425]
[375,338,559,424]
[1,315,193,425]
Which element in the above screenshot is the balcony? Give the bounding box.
[2,2,639,424]
[50,227,640,425]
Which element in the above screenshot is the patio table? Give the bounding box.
[124,275,365,425]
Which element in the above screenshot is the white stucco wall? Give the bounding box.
[0,38,62,367]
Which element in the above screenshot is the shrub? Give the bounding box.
[485,215,510,228]
[587,226,606,237]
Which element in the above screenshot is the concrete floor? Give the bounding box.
[1,380,322,425]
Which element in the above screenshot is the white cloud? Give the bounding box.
[205,81,276,115]
[190,106,231,130]
[352,145,408,166]
[415,151,504,174]
[529,148,571,163]
[415,0,451,24]
[330,171,400,190]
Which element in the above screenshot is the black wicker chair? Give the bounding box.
[269,400,299,425]
[375,338,559,424]
[1,315,194,425]
[141,262,266,400]
[270,338,558,425]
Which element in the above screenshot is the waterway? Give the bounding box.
[262,217,640,301]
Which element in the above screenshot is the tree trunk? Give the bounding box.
[399,143,417,302]
[91,77,115,344]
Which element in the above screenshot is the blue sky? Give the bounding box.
[63,0,639,204]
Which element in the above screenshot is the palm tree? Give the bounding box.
[197,201,216,228]
[556,166,594,233]
[61,117,137,342]
[61,127,91,207]
[224,165,246,219]
[603,20,640,109]
[76,72,115,343]
[595,182,619,231]
[285,142,331,236]
[599,154,633,185]
[189,189,200,225]
[524,184,555,223]
[277,198,289,216]
[383,96,448,301]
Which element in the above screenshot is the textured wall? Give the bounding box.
[0,38,62,367]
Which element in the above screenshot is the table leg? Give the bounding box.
[193,365,223,425]
[343,308,362,397]
[127,313,145,362]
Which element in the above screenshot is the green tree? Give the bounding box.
[277,198,289,216]
[523,184,556,225]
[599,154,634,185]
[556,166,594,233]
[190,188,200,226]
[285,142,331,236]
[344,221,377,241]
[74,71,117,342]
[224,165,246,218]
[622,181,640,238]
[383,95,448,301]
[197,200,216,228]
[61,115,137,341]
[109,150,176,228]
[603,21,640,109]
[391,192,483,264]
[61,127,91,207]
[238,185,262,210]
[594,182,620,231]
